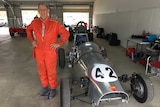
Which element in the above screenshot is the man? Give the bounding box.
[26,3,69,99]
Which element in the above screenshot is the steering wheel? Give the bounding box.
[76,21,85,27]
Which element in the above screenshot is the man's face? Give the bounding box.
[38,4,49,20]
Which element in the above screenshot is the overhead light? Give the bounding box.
[63,5,90,10]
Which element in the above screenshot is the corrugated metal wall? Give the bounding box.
[93,0,160,48]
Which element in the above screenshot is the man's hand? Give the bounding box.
[50,43,60,50]
[32,41,37,48]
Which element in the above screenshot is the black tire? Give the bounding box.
[10,33,14,37]
[60,78,71,107]
[88,32,93,41]
[20,33,27,37]
[69,33,74,41]
[58,48,65,68]
[131,73,154,103]
[69,28,74,41]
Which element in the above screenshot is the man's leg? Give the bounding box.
[45,50,58,98]
[35,49,49,95]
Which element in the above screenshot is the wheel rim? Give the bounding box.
[134,80,145,98]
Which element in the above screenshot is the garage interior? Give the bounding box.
[0,0,160,107]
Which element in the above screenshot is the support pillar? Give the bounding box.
[5,4,22,28]
[50,5,63,24]
[89,5,93,27]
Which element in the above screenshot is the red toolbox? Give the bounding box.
[126,48,135,56]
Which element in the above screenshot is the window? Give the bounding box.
[63,12,89,29]
[21,10,38,26]
[0,11,8,27]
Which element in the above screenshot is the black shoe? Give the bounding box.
[39,87,50,96]
[48,89,56,99]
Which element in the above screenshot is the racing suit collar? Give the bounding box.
[40,16,49,22]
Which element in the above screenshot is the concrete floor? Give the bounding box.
[0,27,160,107]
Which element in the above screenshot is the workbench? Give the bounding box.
[126,38,151,62]
[127,38,150,52]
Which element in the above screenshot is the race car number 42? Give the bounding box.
[91,64,118,82]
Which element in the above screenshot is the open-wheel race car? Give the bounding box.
[9,27,26,37]
[58,22,154,107]
[68,21,93,42]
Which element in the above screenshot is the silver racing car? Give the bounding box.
[58,22,154,107]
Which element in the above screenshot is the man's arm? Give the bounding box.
[57,23,70,46]
[26,23,37,47]
[26,23,34,43]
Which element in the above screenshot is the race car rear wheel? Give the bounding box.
[58,48,65,68]
[88,32,93,41]
[130,73,154,103]
[69,30,74,41]
[60,78,71,107]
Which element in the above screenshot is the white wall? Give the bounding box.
[93,0,160,48]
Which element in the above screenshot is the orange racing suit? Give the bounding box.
[26,17,69,89]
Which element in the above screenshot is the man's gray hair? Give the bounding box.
[38,3,49,9]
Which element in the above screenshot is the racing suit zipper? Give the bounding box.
[42,23,45,41]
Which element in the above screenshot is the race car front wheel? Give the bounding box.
[130,73,154,103]
[58,48,65,68]
[60,78,71,107]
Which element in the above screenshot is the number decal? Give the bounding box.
[105,67,117,78]
[91,64,118,82]
[96,68,104,78]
